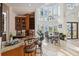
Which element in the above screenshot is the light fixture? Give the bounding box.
[67,4,76,10]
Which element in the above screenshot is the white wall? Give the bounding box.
[35,4,62,38]
[57,4,66,34]
[2,4,17,42]
[35,3,79,39]
[3,4,10,41]
[9,7,17,36]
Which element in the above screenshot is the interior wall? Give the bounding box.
[64,4,79,39]
[3,4,9,42]
[35,3,79,39]
[57,4,66,34]
[35,4,60,37]
[2,4,17,42]
[9,7,17,36]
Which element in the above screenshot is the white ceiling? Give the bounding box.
[6,3,44,15]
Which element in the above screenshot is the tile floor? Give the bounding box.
[41,39,79,56]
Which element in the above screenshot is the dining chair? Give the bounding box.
[35,39,42,56]
[24,39,37,56]
[53,32,60,46]
[49,32,60,46]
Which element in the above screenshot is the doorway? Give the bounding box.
[67,22,78,39]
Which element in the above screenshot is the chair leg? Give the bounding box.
[40,46,42,56]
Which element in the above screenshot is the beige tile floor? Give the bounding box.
[41,39,79,56]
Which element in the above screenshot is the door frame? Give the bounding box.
[67,22,78,39]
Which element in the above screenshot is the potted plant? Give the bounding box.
[37,30,44,41]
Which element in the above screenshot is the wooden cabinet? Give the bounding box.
[15,16,26,36]
[15,17,22,30]
[29,17,35,29]
[25,13,35,36]
[29,12,35,30]
[15,15,30,36]
[25,15,30,36]
[2,48,19,56]
[15,12,35,36]
[2,45,24,56]
[15,17,27,31]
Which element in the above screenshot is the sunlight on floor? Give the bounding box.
[42,39,79,56]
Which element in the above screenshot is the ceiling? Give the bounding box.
[6,3,44,15]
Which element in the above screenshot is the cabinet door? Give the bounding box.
[2,48,19,56]
[18,46,24,56]
[15,17,22,30]
[29,17,35,29]
[25,15,30,35]
[22,17,26,30]
[2,46,24,56]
